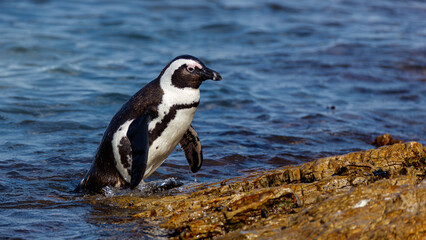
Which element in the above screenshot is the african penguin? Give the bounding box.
[75,55,222,193]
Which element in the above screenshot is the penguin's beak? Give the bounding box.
[201,67,222,81]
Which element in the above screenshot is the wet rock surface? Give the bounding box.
[91,142,426,239]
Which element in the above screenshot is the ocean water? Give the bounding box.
[0,0,425,238]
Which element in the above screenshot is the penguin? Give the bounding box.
[75,55,222,193]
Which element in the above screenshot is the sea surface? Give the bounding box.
[0,0,425,239]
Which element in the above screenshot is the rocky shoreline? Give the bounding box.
[93,141,425,239]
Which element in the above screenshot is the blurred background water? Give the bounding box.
[0,0,425,238]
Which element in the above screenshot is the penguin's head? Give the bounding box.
[159,55,222,89]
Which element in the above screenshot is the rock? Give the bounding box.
[225,177,425,240]
[373,133,404,147]
[93,142,426,239]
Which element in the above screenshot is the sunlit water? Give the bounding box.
[0,0,425,238]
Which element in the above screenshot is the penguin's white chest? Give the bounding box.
[144,106,197,178]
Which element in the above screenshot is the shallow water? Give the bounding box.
[0,0,425,238]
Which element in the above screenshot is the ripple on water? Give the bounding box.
[219,130,256,136]
[322,43,368,56]
[286,26,316,38]
[6,170,32,181]
[198,23,244,33]
[266,156,298,166]
[46,66,81,76]
[0,180,12,193]
[18,120,97,133]
[263,135,306,145]
[267,3,301,13]
[78,92,132,106]
[103,32,156,42]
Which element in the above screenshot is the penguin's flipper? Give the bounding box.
[179,125,203,173]
[127,113,150,189]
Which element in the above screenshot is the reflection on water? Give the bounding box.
[0,0,425,238]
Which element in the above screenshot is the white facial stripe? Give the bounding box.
[187,62,202,70]
[160,59,201,88]
[111,119,134,182]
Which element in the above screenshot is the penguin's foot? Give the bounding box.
[135,178,184,195]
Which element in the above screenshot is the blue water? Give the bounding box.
[0,0,425,238]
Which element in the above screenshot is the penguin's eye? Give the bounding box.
[187,66,195,72]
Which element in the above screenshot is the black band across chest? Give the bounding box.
[148,101,199,146]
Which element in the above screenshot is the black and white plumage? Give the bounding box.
[75,55,221,193]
